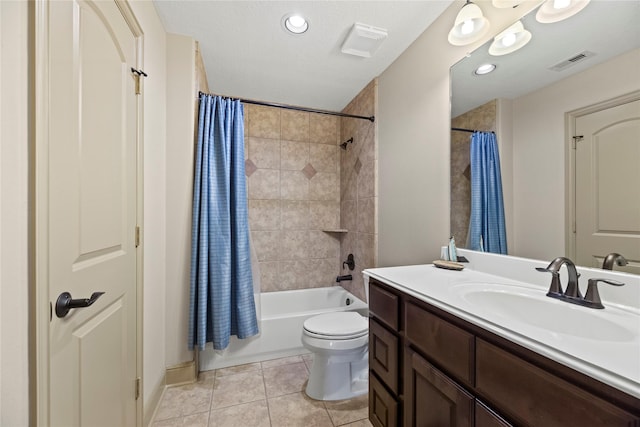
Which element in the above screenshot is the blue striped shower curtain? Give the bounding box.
[188,94,258,351]
[468,131,508,254]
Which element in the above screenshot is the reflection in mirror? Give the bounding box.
[450,1,640,273]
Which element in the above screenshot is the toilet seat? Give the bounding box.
[303,312,368,340]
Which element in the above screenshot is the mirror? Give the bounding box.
[450,0,640,271]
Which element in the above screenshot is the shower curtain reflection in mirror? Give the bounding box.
[188,94,259,351]
[468,131,508,254]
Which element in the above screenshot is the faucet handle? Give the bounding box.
[536,267,563,297]
[584,278,625,309]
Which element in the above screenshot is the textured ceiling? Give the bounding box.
[153,0,454,111]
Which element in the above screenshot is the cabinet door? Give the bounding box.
[370,373,399,427]
[370,318,399,394]
[404,349,474,427]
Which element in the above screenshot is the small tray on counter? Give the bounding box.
[433,260,465,271]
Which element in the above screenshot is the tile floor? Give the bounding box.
[152,354,373,427]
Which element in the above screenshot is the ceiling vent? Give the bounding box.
[549,51,596,72]
[341,23,388,58]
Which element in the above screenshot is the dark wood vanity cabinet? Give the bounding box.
[367,278,640,427]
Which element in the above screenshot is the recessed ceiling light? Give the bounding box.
[474,64,496,75]
[283,14,308,34]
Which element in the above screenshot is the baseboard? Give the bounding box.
[165,360,197,386]
[143,373,166,427]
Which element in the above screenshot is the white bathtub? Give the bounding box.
[199,286,368,371]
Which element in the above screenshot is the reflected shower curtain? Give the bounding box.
[468,131,508,254]
[188,94,258,351]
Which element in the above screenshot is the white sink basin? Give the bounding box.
[452,283,637,342]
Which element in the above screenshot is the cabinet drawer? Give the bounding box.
[476,339,640,426]
[404,301,475,387]
[475,401,512,427]
[370,372,399,427]
[369,280,399,330]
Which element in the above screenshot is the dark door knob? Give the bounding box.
[55,291,105,318]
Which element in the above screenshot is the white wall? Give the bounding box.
[511,48,640,260]
[377,0,539,267]
[165,34,196,368]
[0,1,30,425]
[129,0,169,415]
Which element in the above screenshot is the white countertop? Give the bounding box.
[364,254,640,399]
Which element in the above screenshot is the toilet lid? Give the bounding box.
[303,312,368,339]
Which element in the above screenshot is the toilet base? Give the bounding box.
[304,348,369,401]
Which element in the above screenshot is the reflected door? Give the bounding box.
[46,0,139,425]
[575,99,640,274]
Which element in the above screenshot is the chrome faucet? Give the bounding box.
[602,253,628,270]
[536,257,625,309]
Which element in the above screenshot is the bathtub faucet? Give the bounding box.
[336,274,353,282]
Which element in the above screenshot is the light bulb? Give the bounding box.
[461,19,475,35]
[501,32,516,47]
[553,0,571,9]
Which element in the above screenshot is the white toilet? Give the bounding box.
[301,311,369,400]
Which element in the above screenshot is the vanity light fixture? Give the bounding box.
[283,14,309,34]
[536,0,591,23]
[488,20,532,56]
[447,0,490,46]
[491,0,526,8]
[474,63,496,75]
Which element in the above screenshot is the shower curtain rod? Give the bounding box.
[451,127,494,133]
[198,91,375,123]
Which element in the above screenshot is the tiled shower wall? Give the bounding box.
[338,80,378,302]
[244,105,342,292]
[243,79,378,298]
[450,99,497,248]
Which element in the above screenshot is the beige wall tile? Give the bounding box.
[249,137,280,169]
[356,159,375,199]
[280,170,308,200]
[310,143,337,173]
[281,110,309,142]
[309,172,338,201]
[250,105,280,139]
[310,113,338,145]
[341,199,357,232]
[258,261,279,292]
[251,231,280,262]
[280,230,310,260]
[249,169,280,200]
[281,200,310,230]
[278,260,311,290]
[308,258,339,287]
[308,230,340,259]
[309,200,339,230]
[357,197,375,234]
[249,200,280,231]
[281,140,309,171]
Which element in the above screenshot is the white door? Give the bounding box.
[45,0,140,425]
[575,98,640,274]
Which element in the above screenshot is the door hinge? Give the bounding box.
[135,226,141,248]
[572,220,576,234]
[572,135,584,149]
[135,377,141,400]
[131,68,148,95]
